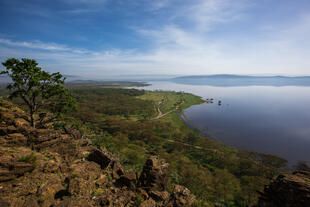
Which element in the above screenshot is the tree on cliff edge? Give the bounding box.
[1,58,76,128]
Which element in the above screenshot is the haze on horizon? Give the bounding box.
[0,0,310,79]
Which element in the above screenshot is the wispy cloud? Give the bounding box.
[61,8,101,14]
[192,0,249,28]
[0,39,89,54]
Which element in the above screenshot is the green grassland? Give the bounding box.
[138,90,204,114]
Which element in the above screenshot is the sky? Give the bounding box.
[0,0,310,78]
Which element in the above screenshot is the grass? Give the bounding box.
[138,90,204,132]
[93,188,106,196]
[138,90,204,115]
[19,152,37,164]
[136,90,208,144]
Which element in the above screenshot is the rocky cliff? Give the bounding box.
[256,170,310,207]
[0,99,196,207]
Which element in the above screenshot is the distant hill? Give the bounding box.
[66,80,149,87]
[172,74,310,86]
[0,74,80,85]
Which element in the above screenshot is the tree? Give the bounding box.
[1,58,76,128]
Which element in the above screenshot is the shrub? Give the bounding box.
[19,152,37,164]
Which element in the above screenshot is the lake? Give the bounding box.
[136,80,310,165]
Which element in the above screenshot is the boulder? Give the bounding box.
[3,133,27,146]
[138,156,169,192]
[42,160,59,173]
[115,171,138,190]
[13,118,31,133]
[22,198,40,207]
[167,185,196,207]
[68,178,95,197]
[54,198,93,207]
[64,126,81,140]
[0,125,18,135]
[97,188,135,207]
[34,135,71,150]
[87,148,113,169]
[0,148,35,182]
[149,190,170,202]
[87,148,124,179]
[37,175,64,206]
[140,198,156,207]
[110,160,125,179]
[0,111,15,124]
[256,170,310,207]
[66,162,102,197]
[37,179,64,206]
[6,198,25,207]
[33,129,61,142]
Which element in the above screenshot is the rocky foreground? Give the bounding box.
[0,99,195,207]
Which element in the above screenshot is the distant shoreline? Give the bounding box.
[178,110,217,141]
[172,74,310,87]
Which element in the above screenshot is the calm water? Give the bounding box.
[137,81,310,164]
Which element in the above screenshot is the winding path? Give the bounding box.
[151,96,184,120]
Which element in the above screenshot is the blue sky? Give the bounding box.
[0,0,310,78]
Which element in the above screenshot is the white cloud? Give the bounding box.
[169,0,250,31]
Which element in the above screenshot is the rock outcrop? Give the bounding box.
[0,99,196,207]
[167,185,196,207]
[256,170,310,207]
[138,156,169,192]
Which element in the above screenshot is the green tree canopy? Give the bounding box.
[1,58,76,127]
